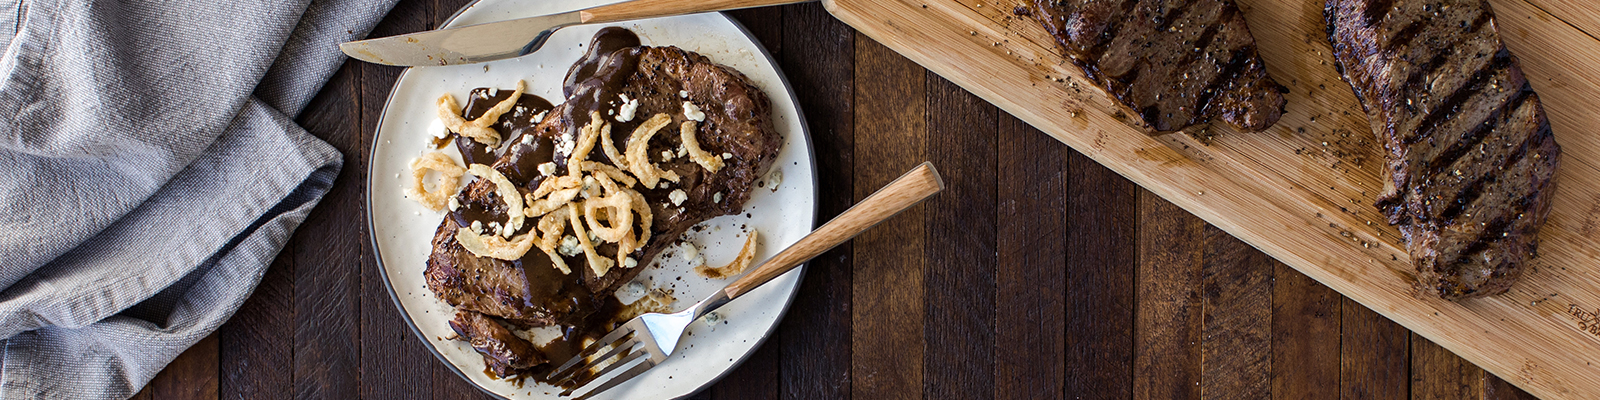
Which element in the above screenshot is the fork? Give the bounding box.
[548,162,944,398]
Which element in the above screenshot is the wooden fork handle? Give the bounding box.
[722,162,944,299]
[580,0,813,24]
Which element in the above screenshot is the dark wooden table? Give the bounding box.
[130,2,1544,399]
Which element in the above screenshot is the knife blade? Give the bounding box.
[339,12,582,66]
[340,0,813,67]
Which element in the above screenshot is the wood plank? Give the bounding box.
[1517,0,1600,52]
[995,113,1065,400]
[923,74,998,400]
[1134,192,1203,399]
[771,3,855,399]
[1063,150,1136,399]
[850,32,927,400]
[710,340,782,400]
[290,57,363,400]
[1410,333,1484,400]
[1199,229,1271,399]
[431,363,495,400]
[358,0,439,396]
[150,333,219,400]
[1486,374,1541,400]
[1270,263,1341,400]
[707,8,786,400]
[220,244,294,400]
[1341,298,1409,400]
[822,0,1600,396]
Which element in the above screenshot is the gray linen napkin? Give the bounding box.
[0,0,399,397]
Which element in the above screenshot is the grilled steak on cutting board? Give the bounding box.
[1031,0,1286,134]
[1325,0,1561,300]
[424,27,781,376]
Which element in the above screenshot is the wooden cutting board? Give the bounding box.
[823,0,1600,397]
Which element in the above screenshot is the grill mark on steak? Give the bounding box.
[1326,0,1562,300]
[1033,0,1286,134]
[1399,50,1511,146]
[1435,119,1546,223]
[1083,0,1144,61]
[1192,45,1253,121]
[1394,13,1492,96]
[1421,85,1530,174]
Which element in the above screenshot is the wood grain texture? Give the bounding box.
[358,0,439,397]
[290,60,364,400]
[220,243,293,400]
[1487,374,1542,400]
[923,74,997,400]
[850,32,927,400]
[1135,192,1204,400]
[771,3,855,399]
[1410,333,1484,400]
[171,0,1560,398]
[995,114,1065,400]
[580,0,805,24]
[1063,150,1136,400]
[1342,298,1409,400]
[709,340,781,400]
[150,333,219,400]
[1200,229,1271,400]
[824,0,1600,396]
[1271,263,1341,400]
[432,362,495,400]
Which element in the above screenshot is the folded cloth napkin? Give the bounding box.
[0,0,398,397]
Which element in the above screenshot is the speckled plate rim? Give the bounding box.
[362,4,819,399]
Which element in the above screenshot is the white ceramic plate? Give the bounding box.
[364,1,817,398]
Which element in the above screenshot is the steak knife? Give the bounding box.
[341,0,812,66]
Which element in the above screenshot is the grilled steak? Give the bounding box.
[449,310,546,379]
[1326,0,1560,299]
[1031,0,1286,134]
[425,27,780,375]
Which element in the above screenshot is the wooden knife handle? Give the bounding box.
[722,162,944,299]
[581,0,814,24]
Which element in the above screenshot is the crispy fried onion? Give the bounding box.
[456,111,662,278]
[523,186,581,217]
[468,164,525,231]
[693,230,760,279]
[619,113,682,189]
[583,172,648,244]
[530,175,583,199]
[579,161,636,187]
[454,227,538,261]
[406,152,466,211]
[680,120,724,173]
[624,112,681,187]
[566,111,607,178]
[533,205,574,275]
[579,171,653,277]
[565,203,613,276]
[454,164,534,260]
[437,80,525,147]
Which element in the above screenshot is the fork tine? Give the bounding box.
[559,347,650,397]
[547,320,640,380]
[549,334,643,385]
[570,355,660,400]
